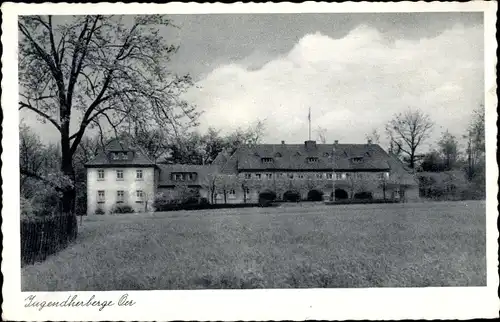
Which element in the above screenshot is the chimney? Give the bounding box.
[367,139,372,145]
[334,140,339,145]
[304,140,317,150]
[281,140,285,145]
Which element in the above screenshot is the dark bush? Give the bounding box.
[307,189,324,201]
[182,196,200,205]
[111,204,135,214]
[21,215,77,266]
[283,190,301,202]
[259,190,277,207]
[334,189,348,200]
[199,197,210,205]
[354,191,373,200]
[95,208,105,215]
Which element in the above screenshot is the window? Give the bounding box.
[274,152,282,158]
[229,189,236,198]
[354,173,362,179]
[245,187,250,194]
[136,169,143,180]
[97,169,105,180]
[335,173,343,180]
[111,153,119,160]
[255,173,261,180]
[173,173,184,181]
[378,172,385,180]
[326,173,333,179]
[244,173,251,179]
[116,170,124,180]
[136,190,144,203]
[306,157,319,163]
[316,173,323,179]
[351,157,363,164]
[97,190,105,203]
[186,173,196,181]
[261,157,274,164]
[117,190,125,203]
[298,174,304,179]
[265,173,273,179]
[287,173,294,179]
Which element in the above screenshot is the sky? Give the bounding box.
[21,12,484,151]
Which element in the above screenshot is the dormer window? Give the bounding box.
[306,157,319,163]
[172,172,197,182]
[323,152,330,157]
[261,157,274,164]
[274,152,282,158]
[294,152,302,157]
[351,157,364,164]
[111,151,129,160]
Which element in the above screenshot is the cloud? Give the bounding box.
[188,23,484,149]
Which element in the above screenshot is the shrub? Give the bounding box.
[283,191,300,202]
[95,208,105,215]
[354,191,373,200]
[182,196,200,206]
[111,204,135,214]
[259,190,276,207]
[334,189,349,200]
[307,189,324,201]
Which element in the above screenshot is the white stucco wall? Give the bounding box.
[87,167,156,215]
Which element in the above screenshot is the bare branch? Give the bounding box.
[18,101,61,132]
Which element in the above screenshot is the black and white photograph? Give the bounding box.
[2,2,498,321]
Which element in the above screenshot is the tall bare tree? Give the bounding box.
[19,15,199,237]
[463,105,485,181]
[385,108,433,169]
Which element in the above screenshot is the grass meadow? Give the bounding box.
[21,201,486,291]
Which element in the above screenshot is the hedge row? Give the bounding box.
[324,199,401,205]
[154,202,263,212]
[21,215,77,266]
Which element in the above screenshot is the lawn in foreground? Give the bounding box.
[22,201,486,291]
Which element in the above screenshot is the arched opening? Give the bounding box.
[307,189,324,201]
[258,190,277,207]
[334,189,348,200]
[354,191,373,200]
[283,190,301,202]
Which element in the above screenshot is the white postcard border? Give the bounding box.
[2,2,498,321]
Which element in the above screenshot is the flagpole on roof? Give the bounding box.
[308,106,311,141]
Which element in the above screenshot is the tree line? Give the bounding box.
[364,106,486,199]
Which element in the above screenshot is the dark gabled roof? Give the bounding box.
[85,138,156,168]
[219,142,392,173]
[157,164,219,187]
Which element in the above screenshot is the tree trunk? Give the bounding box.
[223,190,227,204]
[61,130,78,242]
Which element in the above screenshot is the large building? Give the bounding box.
[85,138,419,214]
[214,139,419,203]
